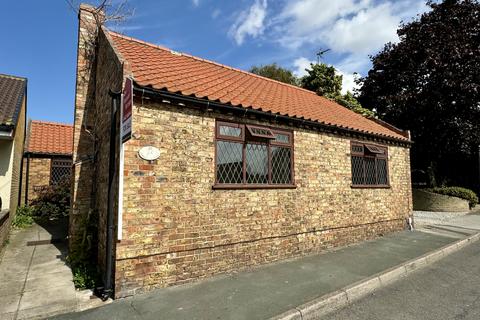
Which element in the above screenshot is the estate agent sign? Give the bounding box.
[122,77,132,143]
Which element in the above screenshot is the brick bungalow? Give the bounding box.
[22,120,73,204]
[72,5,412,298]
[0,73,27,246]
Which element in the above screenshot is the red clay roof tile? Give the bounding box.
[108,31,409,141]
[26,121,73,155]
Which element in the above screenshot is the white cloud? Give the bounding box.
[192,0,200,7]
[337,69,360,94]
[229,0,268,45]
[275,0,426,54]
[292,57,312,77]
[275,0,373,50]
[325,3,401,54]
[273,0,429,90]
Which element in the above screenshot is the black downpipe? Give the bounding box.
[18,155,25,206]
[18,85,28,207]
[103,90,121,300]
[24,153,30,205]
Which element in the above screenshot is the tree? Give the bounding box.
[300,63,342,98]
[249,63,299,86]
[335,91,375,117]
[358,0,480,190]
[300,63,374,117]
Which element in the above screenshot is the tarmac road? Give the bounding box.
[324,240,480,320]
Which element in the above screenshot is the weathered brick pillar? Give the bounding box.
[69,4,104,257]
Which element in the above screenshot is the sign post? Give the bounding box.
[118,77,133,240]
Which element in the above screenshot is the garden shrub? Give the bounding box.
[71,261,100,289]
[13,178,70,228]
[426,186,479,208]
[30,178,70,220]
[13,206,35,228]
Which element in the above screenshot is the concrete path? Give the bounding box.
[51,230,462,320]
[0,220,105,320]
[415,211,480,238]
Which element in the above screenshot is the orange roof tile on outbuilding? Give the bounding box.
[26,121,73,156]
[107,31,409,142]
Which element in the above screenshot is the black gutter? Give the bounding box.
[103,89,121,300]
[18,83,28,207]
[133,86,411,146]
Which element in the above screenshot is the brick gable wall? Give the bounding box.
[71,5,123,277]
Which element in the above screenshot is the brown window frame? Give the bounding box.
[246,124,275,139]
[350,141,390,188]
[214,120,295,189]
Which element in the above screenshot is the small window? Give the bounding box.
[246,125,275,139]
[365,145,384,154]
[273,133,290,144]
[215,121,294,188]
[217,122,244,141]
[351,142,389,187]
[50,159,72,185]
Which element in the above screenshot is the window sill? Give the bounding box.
[351,185,391,189]
[212,184,297,190]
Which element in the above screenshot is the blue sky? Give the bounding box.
[0,0,429,124]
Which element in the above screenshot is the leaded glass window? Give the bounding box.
[215,121,294,187]
[50,159,72,185]
[350,142,389,187]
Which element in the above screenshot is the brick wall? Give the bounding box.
[0,96,26,247]
[114,100,412,297]
[9,96,26,216]
[70,4,124,278]
[21,158,51,203]
[70,4,99,255]
[0,210,9,247]
[92,29,124,273]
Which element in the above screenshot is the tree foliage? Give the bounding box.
[335,91,375,117]
[301,63,342,97]
[250,63,299,86]
[301,63,374,117]
[358,0,480,189]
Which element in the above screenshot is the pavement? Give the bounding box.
[0,220,105,320]
[2,213,478,320]
[323,233,480,320]
[50,213,480,320]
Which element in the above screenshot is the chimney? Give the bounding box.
[69,3,105,259]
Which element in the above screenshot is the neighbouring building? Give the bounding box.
[22,120,73,204]
[0,73,27,246]
[71,5,413,298]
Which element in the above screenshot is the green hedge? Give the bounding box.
[425,187,479,208]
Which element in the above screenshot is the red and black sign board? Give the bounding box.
[122,78,133,143]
